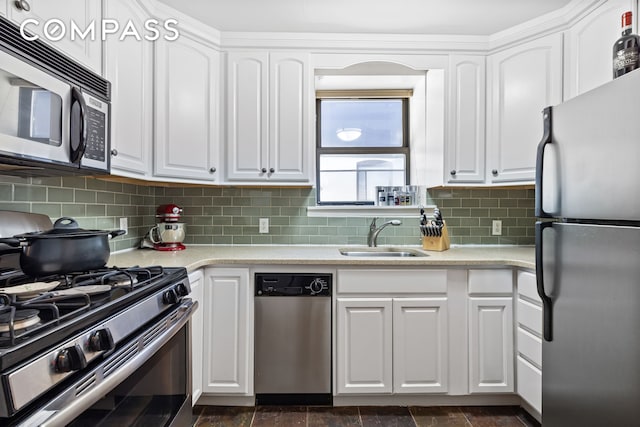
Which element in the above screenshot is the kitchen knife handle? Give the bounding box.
[535,106,553,218]
[536,221,554,342]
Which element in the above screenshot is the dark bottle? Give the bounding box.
[613,11,640,78]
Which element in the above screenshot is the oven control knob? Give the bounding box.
[309,278,326,295]
[175,283,189,297]
[89,328,115,352]
[163,288,179,304]
[55,344,87,373]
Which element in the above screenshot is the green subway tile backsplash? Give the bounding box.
[0,175,536,250]
[427,187,536,245]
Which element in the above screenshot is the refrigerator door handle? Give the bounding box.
[536,220,554,341]
[535,106,553,218]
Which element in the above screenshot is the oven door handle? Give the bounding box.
[23,299,197,427]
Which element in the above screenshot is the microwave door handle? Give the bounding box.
[70,87,88,164]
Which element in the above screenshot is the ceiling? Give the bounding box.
[157,0,574,35]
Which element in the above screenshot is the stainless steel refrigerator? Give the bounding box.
[535,70,640,426]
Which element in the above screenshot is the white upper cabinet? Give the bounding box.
[486,33,563,184]
[226,51,310,183]
[5,0,102,73]
[104,0,152,177]
[446,55,486,184]
[564,0,635,99]
[155,33,220,181]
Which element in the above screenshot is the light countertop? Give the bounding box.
[108,245,535,271]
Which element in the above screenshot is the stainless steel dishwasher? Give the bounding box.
[254,273,332,405]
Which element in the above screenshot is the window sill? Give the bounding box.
[307,205,435,218]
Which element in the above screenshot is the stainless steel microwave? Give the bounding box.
[0,16,111,176]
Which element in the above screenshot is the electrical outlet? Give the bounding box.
[119,217,128,235]
[492,220,502,236]
[259,218,269,234]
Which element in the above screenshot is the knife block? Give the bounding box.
[421,222,450,252]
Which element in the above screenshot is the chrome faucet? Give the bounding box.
[367,218,402,247]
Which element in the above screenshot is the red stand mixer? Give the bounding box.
[144,204,186,251]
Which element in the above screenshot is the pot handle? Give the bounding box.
[109,230,126,239]
[54,217,80,230]
[0,237,22,247]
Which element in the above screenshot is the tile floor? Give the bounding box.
[192,405,541,427]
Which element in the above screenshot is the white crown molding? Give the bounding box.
[137,0,221,49]
[220,31,490,53]
[486,0,603,53]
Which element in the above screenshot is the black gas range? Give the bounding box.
[0,264,195,426]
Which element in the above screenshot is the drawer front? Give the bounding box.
[517,327,542,368]
[517,270,541,303]
[517,298,543,336]
[337,269,447,294]
[468,269,513,295]
[517,356,542,414]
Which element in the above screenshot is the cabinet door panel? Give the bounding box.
[7,0,102,72]
[487,33,562,183]
[393,298,448,393]
[517,356,542,414]
[104,0,152,176]
[565,0,635,99]
[336,298,392,394]
[269,52,309,180]
[469,297,514,393]
[203,268,252,395]
[447,55,486,183]
[226,52,269,180]
[155,35,219,180]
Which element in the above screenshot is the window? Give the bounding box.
[316,91,410,205]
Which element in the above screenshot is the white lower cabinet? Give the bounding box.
[393,298,448,393]
[516,270,542,416]
[468,297,514,393]
[335,269,449,396]
[202,268,252,395]
[467,269,514,393]
[335,296,448,395]
[336,298,393,394]
[188,269,204,405]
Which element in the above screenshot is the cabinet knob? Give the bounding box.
[492,169,498,176]
[110,149,118,157]
[269,167,275,174]
[209,167,216,173]
[13,0,30,11]
[450,170,456,176]
[261,168,267,173]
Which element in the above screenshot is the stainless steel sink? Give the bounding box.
[338,247,428,257]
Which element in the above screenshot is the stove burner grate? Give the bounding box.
[0,309,41,334]
[0,292,91,347]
